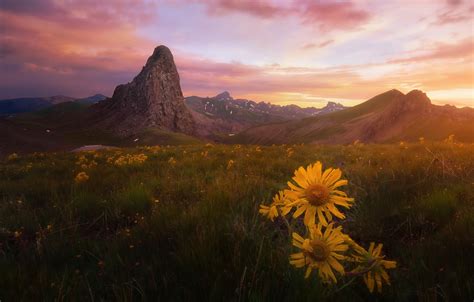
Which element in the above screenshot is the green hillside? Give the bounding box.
[231,90,474,145]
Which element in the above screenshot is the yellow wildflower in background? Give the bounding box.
[286,161,354,226]
[259,191,291,221]
[168,157,177,165]
[351,242,397,293]
[75,172,89,183]
[290,223,348,283]
[445,134,455,143]
[226,159,235,170]
[113,154,148,166]
[7,153,19,161]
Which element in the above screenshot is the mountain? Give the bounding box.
[75,94,107,105]
[185,91,347,138]
[0,94,106,116]
[88,45,195,136]
[230,89,474,144]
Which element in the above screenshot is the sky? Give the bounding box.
[0,0,473,108]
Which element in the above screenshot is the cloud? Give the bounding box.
[192,0,371,32]
[433,10,472,25]
[301,40,334,50]
[0,0,157,27]
[204,0,285,18]
[0,1,472,108]
[446,0,463,6]
[0,7,155,98]
[297,0,371,31]
[388,38,473,64]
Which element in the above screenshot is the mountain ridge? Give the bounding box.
[0,94,107,116]
[230,89,474,144]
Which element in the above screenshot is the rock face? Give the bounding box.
[91,45,195,135]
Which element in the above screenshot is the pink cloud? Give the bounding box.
[204,0,285,18]
[192,0,371,32]
[297,0,370,31]
[388,38,473,64]
[301,39,334,50]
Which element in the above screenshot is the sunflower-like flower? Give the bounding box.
[259,191,291,221]
[289,223,348,283]
[350,242,397,293]
[285,161,354,226]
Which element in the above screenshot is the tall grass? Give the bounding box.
[0,143,473,301]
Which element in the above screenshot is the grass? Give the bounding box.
[1,142,473,301]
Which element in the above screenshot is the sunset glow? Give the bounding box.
[1,0,473,107]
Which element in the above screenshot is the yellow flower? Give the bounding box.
[74,171,89,183]
[351,242,397,293]
[168,157,177,165]
[113,154,147,166]
[7,153,19,161]
[290,223,348,283]
[285,161,354,226]
[226,159,235,170]
[259,191,291,221]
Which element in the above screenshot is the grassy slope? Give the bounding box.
[0,103,202,155]
[1,143,473,301]
[231,90,474,145]
[231,90,401,144]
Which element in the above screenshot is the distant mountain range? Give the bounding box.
[185,91,347,138]
[230,89,474,144]
[0,94,107,116]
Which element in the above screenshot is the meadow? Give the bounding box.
[1,142,473,301]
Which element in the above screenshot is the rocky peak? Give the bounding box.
[91,45,195,135]
[325,101,344,108]
[214,91,233,101]
[396,89,432,113]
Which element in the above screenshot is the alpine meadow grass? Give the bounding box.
[0,142,473,301]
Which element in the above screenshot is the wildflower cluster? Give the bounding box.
[108,154,148,166]
[140,145,161,154]
[259,161,396,293]
[75,154,98,170]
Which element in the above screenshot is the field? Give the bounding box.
[1,143,473,301]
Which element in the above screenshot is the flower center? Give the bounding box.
[305,184,330,206]
[306,239,330,262]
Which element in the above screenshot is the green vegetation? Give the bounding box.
[1,143,473,301]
